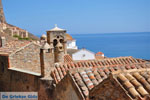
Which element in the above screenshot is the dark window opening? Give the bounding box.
[59,47,63,49]
[53,39,58,47]
[60,39,64,43]
[57,36,59,38]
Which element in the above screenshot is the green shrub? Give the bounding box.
[13,35,30,40]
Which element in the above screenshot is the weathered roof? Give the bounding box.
[0,40,31,56]
[51,56,149,99]
[64,54,73,63]
[51,61,150,99]
[90,68,150,100]
[113,69,150,99]
[51,56,146,84]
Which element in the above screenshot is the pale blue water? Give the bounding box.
[71,32,150,60]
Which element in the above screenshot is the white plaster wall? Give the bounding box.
[72,49,95,60]
[67,40,77,49]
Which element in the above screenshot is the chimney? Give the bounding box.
[40,42,54,77]
[0,36,5,47]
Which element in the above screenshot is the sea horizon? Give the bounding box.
[36,32,150,60]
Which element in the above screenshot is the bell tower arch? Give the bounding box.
[47,25,67,62]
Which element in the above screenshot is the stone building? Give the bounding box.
[0,25,150,100]
[0,0,28,38]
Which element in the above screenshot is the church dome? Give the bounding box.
[66,33,74,41]
[41,34,47,39]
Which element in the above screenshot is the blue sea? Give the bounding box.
[71,32,150,60]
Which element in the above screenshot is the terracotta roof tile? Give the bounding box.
[51,57,147,84]
[64,54,73,63]
[113,69,150,99]
[95,52,104,55]
[51,57,149,99]
[66,33,75,41]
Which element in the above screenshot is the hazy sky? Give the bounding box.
[3,0,150,35]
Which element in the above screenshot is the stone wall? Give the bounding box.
[0,56,10,91]
[0,55,40,91]
[53,74,82,100]
[8,70,39,91]
[38,79,53,100]
[9,43,41,73]
[89,77,131,100]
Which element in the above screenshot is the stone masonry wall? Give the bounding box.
[0,55,39,92]
[9,43,41,73]
[0,56,10,91]
[89,78,131,100]
[8,70,39,91]
[53,74,81,100]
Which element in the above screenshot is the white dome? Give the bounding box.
[41,34,47,38]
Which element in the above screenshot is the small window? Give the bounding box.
[82,54,86,57]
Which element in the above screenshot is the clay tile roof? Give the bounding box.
[113,69,150,100]
[0,40,31,56]
[51,57,147,84]
[51,57,149,99]
[69,65,150,99]
[66,33,75,41]
[64,54,73,63]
